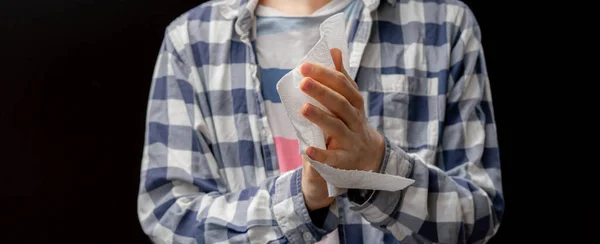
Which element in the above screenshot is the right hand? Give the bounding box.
[301,155,335,211]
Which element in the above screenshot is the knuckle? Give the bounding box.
[320,152,330,163]
[354,107,364,120]
[325,154,337,166]
[337,73,353,89]
[334,151,345,165]
[356,94,364,104]
[316,108,326,121]
[335,71,346,83]
[336,95,351,110]
[315,84,326,97]
[335,116,346,128]
[313,66,323,77]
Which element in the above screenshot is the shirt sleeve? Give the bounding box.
[347,6,503,244]
[137,27,336,244]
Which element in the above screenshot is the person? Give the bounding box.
[136,0,504,242]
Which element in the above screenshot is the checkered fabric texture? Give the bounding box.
[137,0,504,243]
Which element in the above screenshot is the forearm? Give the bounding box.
[348,139,502,243]
[139,166,337,243]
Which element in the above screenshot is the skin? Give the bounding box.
[299,49,385,211]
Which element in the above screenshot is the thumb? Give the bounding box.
[330,48,344,72]
[330,48,357,89]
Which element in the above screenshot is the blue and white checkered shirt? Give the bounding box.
[137,0,504,243]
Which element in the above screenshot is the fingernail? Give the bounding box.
[302,103,312,117]
[301,63,313,74]
[301,78,314,91]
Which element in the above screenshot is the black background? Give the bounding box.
[2,0,545,243]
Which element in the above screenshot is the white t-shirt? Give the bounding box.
[254,0,355,243]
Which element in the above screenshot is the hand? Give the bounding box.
[300,49,385,173]
[301,155,335,211]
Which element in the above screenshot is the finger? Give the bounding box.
[330,48,358,90]
[306,146,345,168]
[300,78,360,129]
[301,102,350,138]
[300,62,363,110]
[302,155,326,182]
[330,48,344,72]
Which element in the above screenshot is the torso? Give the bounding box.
[183,0,466,242]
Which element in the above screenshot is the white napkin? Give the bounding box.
[276,13,415,197]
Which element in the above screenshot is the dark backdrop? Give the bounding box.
[2,0,530,243]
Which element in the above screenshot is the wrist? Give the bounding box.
[273,167,333,243]
[301,161,334,211]
[302,184,334,211]
[366,132,386,172]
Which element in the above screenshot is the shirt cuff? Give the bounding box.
[347,137,414,224]
[272,168,338,243]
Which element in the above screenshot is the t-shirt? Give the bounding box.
[254,0,356,243]
[254,0,355,172]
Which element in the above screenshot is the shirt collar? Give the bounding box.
[220,0,393,39]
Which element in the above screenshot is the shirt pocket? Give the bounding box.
[366,74,440,163]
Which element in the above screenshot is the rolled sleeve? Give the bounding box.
[272,168,338,243]
[348,137,414,225]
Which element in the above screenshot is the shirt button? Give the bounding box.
[303,232,312,242]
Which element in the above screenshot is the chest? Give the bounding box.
[196,21,452,182]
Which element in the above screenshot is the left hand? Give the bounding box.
[299,48,385,173]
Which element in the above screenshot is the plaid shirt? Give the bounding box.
[137,0,504,243]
